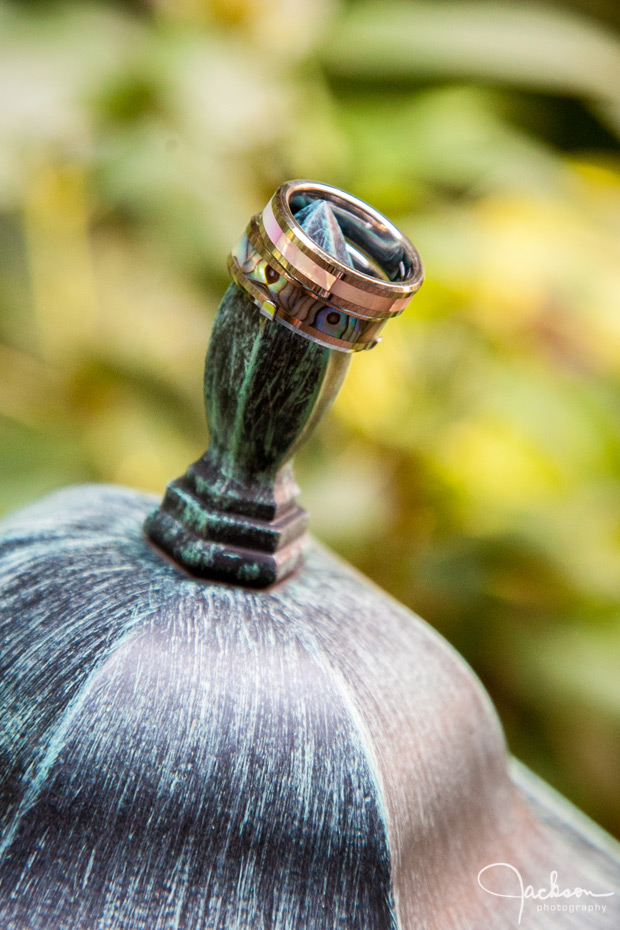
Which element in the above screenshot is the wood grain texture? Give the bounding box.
[145,199,354,588]
[145,284,350,588]
[1,485,619,929]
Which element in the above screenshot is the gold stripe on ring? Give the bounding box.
[262,200,338,295]
[249,217,399,322]
[270,181,423,300]
[227,249,385,353]
[227,180,423,351]
[257,183,423,320]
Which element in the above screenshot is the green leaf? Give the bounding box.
[321,2,620,104]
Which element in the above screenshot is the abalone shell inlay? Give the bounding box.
[230,200,386,352]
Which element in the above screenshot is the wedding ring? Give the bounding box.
[228,180,423,352]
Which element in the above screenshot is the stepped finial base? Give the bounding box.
[144,479,308,587]
[144,181,423,587]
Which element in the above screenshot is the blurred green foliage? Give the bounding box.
[1,0,619,837]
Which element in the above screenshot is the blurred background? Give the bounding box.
[1,0,619,837]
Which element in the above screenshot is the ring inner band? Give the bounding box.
[258,208,414,319]
[289,190,411,283]
[261,181,423,319]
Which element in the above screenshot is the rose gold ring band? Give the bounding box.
[253,180,424,322]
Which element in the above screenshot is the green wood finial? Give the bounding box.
[145,184,423,587]
[144,203,352,586]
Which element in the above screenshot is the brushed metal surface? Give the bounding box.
[1,485,618,928]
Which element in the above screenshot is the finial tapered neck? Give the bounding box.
[144,202,353,587]
[144,183,422,587]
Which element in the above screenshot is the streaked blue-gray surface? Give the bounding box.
[1,486,619,928]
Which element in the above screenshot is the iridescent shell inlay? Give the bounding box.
[230,233,385,352]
